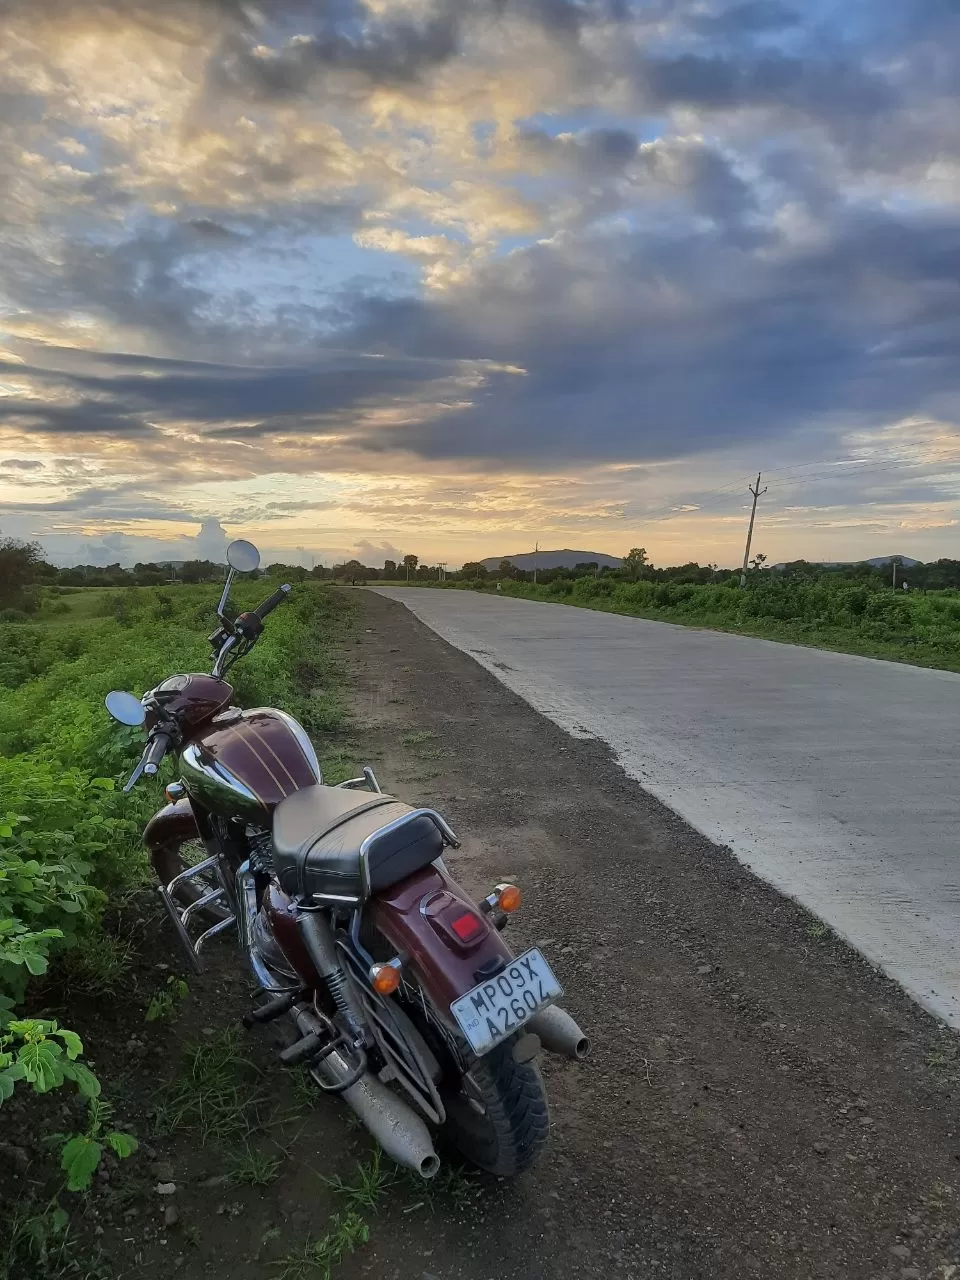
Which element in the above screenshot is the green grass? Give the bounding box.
[272,1211,369,1280]
[227,1142,283,1187]
[319,1151,396,1212]
[151,1028,271,1145]
[33,586,126,627]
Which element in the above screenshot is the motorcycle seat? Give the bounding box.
[271,784,444,903]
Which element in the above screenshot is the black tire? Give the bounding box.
[441,1040,549,1177]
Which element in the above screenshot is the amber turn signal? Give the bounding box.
[495,883,522,914]
[369,960,402,996]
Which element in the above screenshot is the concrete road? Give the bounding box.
[373,587,960,1027]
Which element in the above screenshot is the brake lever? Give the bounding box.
[212,632,239,678]
[123,757,148,794]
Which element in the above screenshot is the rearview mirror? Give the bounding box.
[105,690,146,727]
[226,540,260,573]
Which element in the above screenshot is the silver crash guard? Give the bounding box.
[157,855,236,973]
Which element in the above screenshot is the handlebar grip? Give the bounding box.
[254,583,292,620]
[142,731,172,777]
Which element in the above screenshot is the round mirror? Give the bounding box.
[226,539,260,573]
[105,690,146,727]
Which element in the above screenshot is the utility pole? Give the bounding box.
[739,472,767,587]
[892,559,898,591]
[533,542,538,585]
[438,562,446,582]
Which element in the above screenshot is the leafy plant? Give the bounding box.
[0,580,350,1198]
[144,975,189,1023]
[57,1097,138,1192]
[0,1098,137,1278]
[0,1011,99,1105]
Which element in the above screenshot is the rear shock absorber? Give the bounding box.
[297,912,366,1040]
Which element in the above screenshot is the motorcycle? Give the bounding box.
[105,540,588,1178]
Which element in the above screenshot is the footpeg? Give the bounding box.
[279,1032,328,1065]
[244,991,297,1029]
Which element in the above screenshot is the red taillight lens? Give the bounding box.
[451,912,482,941]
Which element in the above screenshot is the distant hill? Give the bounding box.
[480,549,622,571]
[773,555,922,570]
[862,555,921,568]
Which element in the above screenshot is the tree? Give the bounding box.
[0,536,47,609]
[622,547,649,580]
[461,561,488,580]
[180,559,220,583]
[402,554,418,581]
[383,559,397,578]
[341,559,366,584]
[750,553,768,572]
[498,559,514,578]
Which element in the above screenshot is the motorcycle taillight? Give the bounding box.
[421,890,487,952]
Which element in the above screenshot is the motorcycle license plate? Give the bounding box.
[449,948,563,1056]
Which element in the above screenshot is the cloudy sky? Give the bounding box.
[1,0,959,568]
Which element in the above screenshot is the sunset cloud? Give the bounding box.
[1,0,959,566]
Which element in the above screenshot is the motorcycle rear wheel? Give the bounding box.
[439,1039,549,1177]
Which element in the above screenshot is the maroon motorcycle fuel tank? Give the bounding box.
[180,708,321,820]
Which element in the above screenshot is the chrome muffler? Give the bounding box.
[527,1005,590,1060]
[310,1047,440,1179]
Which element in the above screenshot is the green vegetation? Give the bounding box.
[0,577,354,1275]
[152,1026,272,1144]
[1,578,352,1016]
[274,1211,369,1280]
[411,567,960,672]
[144,975,189,1023]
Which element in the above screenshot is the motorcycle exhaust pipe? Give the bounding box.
[310,1048,441,1179]
[527,1005,590,1060]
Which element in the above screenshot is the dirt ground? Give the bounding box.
[10,587,960,1280]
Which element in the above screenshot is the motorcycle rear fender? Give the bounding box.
[368,863,515,1018]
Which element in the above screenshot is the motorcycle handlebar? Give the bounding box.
[142,731,172,777]
[254,583,292,621]
[123,729,173,792]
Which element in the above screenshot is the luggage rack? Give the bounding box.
[157,854,236,974]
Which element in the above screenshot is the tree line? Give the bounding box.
[5,535,960,618]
